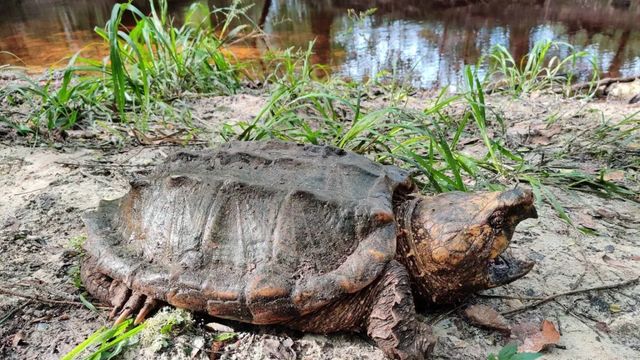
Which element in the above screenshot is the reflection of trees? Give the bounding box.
[607,30,632,77]
[2,0,640,83]
[263,0,640,86]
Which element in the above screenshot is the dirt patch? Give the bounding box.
[0,91,639,359]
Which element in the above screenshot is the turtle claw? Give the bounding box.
[134,298,158,325]
[108,282,131,320]
[114,292,145,326]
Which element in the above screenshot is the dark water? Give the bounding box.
[1,0,640,88]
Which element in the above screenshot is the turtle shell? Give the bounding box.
[83,141,415,324]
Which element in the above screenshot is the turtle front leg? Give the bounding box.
[80,256,159,325]
[365,260,435,360]
[288,260,435,359]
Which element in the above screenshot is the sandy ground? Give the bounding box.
[0,90,639,360]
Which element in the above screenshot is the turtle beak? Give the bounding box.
[486,253,534,288]
[485,188,537,288]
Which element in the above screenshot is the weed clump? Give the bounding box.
[485,40,599,96]
[1,0,254,137]
[137,307,194,353]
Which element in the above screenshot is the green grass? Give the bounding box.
[487,343,541,360]
[1,3,635,209]
[0,0,254,138]
[485,40,599,96]
[62,319,145,360]
[95,0,248,119]
[221,46,636,223]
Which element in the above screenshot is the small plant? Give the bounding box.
[0,0,256,138]
[67,234,88,252]
[1,56,112,137]
[62,319,145,360]
[345,7,377,34]
[96,0,248,120]
[487,343,542,360]
[67,265,84,290]
[137,308,194,352]
[485,40,598,96]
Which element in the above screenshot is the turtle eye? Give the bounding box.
[489,210,506,228]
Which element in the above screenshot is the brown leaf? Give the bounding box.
[603,170,625,182]
[209,341,225,360]
[463,304,511,333]
[11,331,25,347]
[575,211,597,230]
[593,208,618,219]
[517,320,561,353]
[530,124,562,145]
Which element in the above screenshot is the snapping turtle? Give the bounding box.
[81,140,537,359]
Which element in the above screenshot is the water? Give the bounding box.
[1,0,640,88]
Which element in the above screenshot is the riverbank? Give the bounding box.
[1,84,639,359]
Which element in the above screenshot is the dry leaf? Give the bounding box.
[530,124,563,146]
[210,341,225,360]
[575,211,597,230]
[190,337,205,359]
[594,208,618,219]
[11,331,25,347]
[517,320,561,353]
[511,321,540,341]
[602,255,628,269]
[205,322,235,333]
[464,304,511,333]
[603,170,625,182]
[609,303,622,313]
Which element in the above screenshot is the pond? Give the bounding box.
[1,0,640,88]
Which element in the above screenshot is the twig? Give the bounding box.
[55,161,155,168]
[0,302,29,326]
[501,277,640,316]
[477,293,545,301]
[553,299,604,337]
[0,287,109,310]
[569,75,639,93]
[11,185,49,196]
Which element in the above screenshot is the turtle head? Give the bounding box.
[399,188,537,304]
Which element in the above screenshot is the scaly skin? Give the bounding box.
[395,189,537,304]
[288,260,435,359]
[82,258,434,359]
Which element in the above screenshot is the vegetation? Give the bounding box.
[62,319,145,360]
[1,1,638,357]
[487,343,541,360]
[0,0,635,204]
[221,44,635,211]
[0,0,254,137]
[485,40,599,96]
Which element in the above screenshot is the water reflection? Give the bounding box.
[1,0,640,88]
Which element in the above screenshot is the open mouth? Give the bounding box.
[486,188,538,287]
[487,252,534,288]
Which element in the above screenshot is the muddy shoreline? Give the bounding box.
[1,88,639,359]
